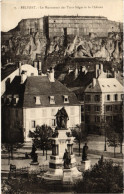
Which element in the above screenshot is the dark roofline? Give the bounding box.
[48,15,107,19]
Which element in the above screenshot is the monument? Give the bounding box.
[29,143,39,174]
[43,107,82,182]
[81,143,91,170]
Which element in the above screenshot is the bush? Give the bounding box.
[74,156,123,193]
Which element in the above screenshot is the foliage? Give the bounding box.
[75,156,123,193]
[2,122,24,161]
[29,124,53,159]
[71,124,88,156]
[106,119,123,156]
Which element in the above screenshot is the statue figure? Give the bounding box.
[63,149,71,169]
[56,107,69,129]
[82,143,88,161]
[30,143,38,163]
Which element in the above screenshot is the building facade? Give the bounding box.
[46,16,122,38]
[2,68,81,142]
[84,75,123,133]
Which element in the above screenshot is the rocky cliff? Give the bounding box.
[1,17,123,67]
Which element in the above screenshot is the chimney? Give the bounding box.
[93,78,96,87]
[21,71,27,84]
[34,61,38,69]
[19,61,22,75]
[74,66,78,79]
[82,66,86,72]
[84,68,88,75]
[39,61,42,71]
[48,68,55,82]
[100,64,103,72]
[95,64,99,78]
[114,71,117,78]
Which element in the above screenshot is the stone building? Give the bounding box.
[2,69,81,142]
[9,16,122,38]
[84,66,123,133]
[46,16,122,38]
[1,63,38,96]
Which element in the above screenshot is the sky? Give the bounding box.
[1,0,123,32]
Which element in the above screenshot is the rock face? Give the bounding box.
[1,17,123,66]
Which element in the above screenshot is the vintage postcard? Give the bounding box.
[1,0,123,193]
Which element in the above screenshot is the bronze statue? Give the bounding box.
[63,149,71,169]
[56,107,69,129]
[30,143,38,163]
[82,143,88,161]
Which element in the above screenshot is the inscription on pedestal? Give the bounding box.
[63,170,72,182]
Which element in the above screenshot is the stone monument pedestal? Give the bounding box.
[29,162,40,174]
[63,169,72,183]
[81,160,91,171]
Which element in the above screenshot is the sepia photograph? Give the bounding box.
[1,0,123,193]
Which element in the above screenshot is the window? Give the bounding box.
[81,115,84,122]
[50,96,55,104]
[106,105,112,112]
[6,95,12,105]
[1,96,5,104]
[107,95,110,101]
[95,116,100,123]
[85,115,90,122]
[86,105,91,112]
[31,120,36,128]
[35,96,41,105]
[114,94,118,101]
[106,116,112,122]
[121,94,123,100]
[95,106,100,112]
[114,105,118,111]
[52,119,56,127]
[94,95,100,102]
[81,105,84,112]
[85,95,91,102]
[64,95,69,103]
[13,95,19,105]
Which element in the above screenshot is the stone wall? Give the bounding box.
[48,16,121,38]
[17,18,43,35]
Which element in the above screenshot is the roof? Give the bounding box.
[64,71,95,88]
[98,78,123,93]
[3,75,80,107]
[85,79,102,93]
[85,78,123,93]
[3,76,26,107]
[23,76,79,107]
[48,16,107,19]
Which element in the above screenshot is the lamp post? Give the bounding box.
[104,127,107,151]
[101,116,107,151]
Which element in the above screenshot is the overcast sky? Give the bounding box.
[1,0,123,32]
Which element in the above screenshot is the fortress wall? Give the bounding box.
[48,16,121,38]
[18,18,43,35]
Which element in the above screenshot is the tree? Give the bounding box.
[106,120,122,157]
[2,122,24,164]
[29,124,53,160]
[71,123,88,156]
[74,156,123,193]
[113,118,123,154]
